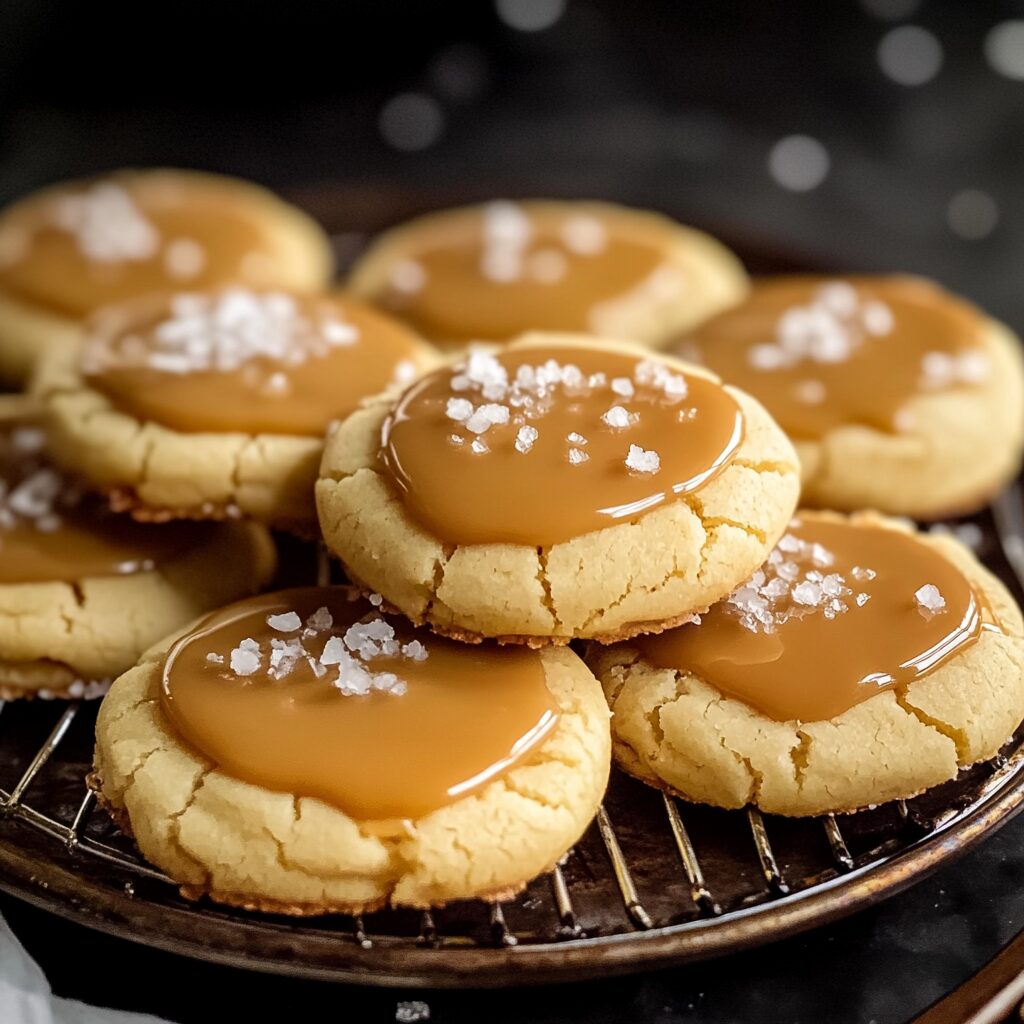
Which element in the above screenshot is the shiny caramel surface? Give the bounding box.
[371,202,679,343]
[679,276,989,439]
[0,171,298,318]
[83,289,426,436]
[380,345,744,547]
[636,516,990,722]
[160,588,559,823]
[0,421,216,584]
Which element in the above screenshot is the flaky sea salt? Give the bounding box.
[53,182,159,263]
[306,606,333,630]
[230,640,261,676]
[568,447,589,465]
[267,611,302,632]
[610,377,635,398]
[915,584,946,614]
[625,444,660,474]
[446,397,474,422]
[602,405,632,428]
[206,652,225,665]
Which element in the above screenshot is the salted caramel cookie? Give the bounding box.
[348,200,748,350]
[34,287,438,534]
[317,334,800,645]
[677,276,1024,518]
[591,511,1024,817]
[0,413,276,699]
[93,586,610,913]
[0,168,334,387]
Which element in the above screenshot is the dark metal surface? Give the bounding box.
[0,489,1023,988]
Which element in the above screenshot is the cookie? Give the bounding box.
[677,276,1024,518]
[0,169,334,387]
[33,288,439,534]
[0,411,276,699]
[590,511,1024,816]
[93,586,610,914]
[317,334,800,645]
[347,200,748,350]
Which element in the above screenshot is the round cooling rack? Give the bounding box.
[0,485,1023,987]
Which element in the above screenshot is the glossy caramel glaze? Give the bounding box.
[161,587,560,823]
[679,276,989,439]
[0,171,309,318]
[82,289,428,436]
[637,516,994,722]
[0,421,217,584]
[380,344,743,546]
[371,203,682,343]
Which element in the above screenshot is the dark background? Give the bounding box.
[2,1,1024,1021]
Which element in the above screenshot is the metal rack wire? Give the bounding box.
[0,484,1022,986]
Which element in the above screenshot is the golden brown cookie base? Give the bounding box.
[107,487,319,540]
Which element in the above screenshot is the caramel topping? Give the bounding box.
[636,516,992,722]
[679,276,989,439]
[380,345,743,547]
[0,172,301,318]
[0,422,216,584]
[372,202,681,343]
[82,289,426,436]
[160,588,559,822]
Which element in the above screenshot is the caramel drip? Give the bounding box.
[0,423,217,584]
[0,172,290,318]
[82,293,425,436]
[160,588,559,823]
[374,204,672,343]
[679,276,988,439]
[636,517,991,723]
[380,345,743,547]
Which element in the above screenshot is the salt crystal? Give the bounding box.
[470,438,489,455]
[561,214,607,255]
[816,281,858,317]
[230,643,261,676]
[851,566,876,582]
[464,403,509,435]
[777,534,803,554]
[389,259,427,294]
[602,405,632,429]
[402,640,428,661]
[792,581,823,606]
[515,425,539,454]
[368,593,384,607]
[856,593,871,606]
[206,652,225,665]
[568,447,589,465]
[306,606,333,631]
[625,444,660,474]
[862,301,894,336]
[567,432,587,445]
[748,344,788,371]
[267,611,302,632]
[446,397,474,422]
[915,584,946,613]
[320,636,347,666]
[810,543,834,568]
[611,377,635,398]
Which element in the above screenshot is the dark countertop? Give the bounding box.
[5,806,1024,1024]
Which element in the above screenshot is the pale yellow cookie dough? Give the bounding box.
[0,169,335,387]
[795,318,1024,518]
[94,642,610,914]
[0,523,276,700]
[316,334,801,645]
[347,200,748,350]
[30,327,439,536]
[590,512,1024,816]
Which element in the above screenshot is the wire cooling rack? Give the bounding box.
[0,485,1023,987]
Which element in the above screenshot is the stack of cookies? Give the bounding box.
[1,178,1022,917]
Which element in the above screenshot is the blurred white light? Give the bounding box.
[860,0,922,21]
[985,21,1024,80]
[429,44,489,102]
[947,189,1000,240]
[767,135,830,192]
[877,26,943,85]
[379,93,445,152]
[495,0,566,32]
